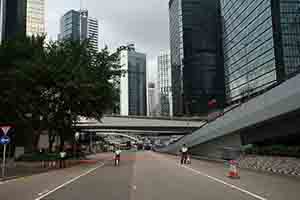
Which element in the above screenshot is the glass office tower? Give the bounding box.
[221,0,300,103]
[120,45,147,116]
[169,0,225,115]
[59,9,99,51]
[0,0,27,41]
[158,52,173,116]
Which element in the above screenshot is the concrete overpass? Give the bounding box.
[159,73,300,158]
[76,116,205,135]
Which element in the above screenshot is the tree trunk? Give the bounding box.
[32,129,42,152]
[59,133,65,151]
[48,130,55,153]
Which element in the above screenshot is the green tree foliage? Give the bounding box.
[0,36,122,151]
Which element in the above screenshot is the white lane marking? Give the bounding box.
[0,176,27,184]
[181,165,267,200]
[35,162,105,200]
[38,190,49,196]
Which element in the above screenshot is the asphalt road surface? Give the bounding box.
[0,151,300,200]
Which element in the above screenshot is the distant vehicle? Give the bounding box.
[144,144,152,151]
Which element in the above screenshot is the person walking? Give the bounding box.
[180,144,189,164]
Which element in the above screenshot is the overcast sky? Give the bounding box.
[46,0,170,82]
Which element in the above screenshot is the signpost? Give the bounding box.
[0,126,12,178]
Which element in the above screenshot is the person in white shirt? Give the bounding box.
[180,144,189,164]
[114,147,122,166]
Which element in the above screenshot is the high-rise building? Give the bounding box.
[0,0,27,42]
[88,18,99,51]
[59,9,99,51]
[120,45,147,116]
[26,0,45,36]
[0,0,5,42]
[147,82,157,116]
[221,0,300,103]
[169,0,225,116]
[158,52,173,116]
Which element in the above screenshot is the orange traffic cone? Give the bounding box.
[228,160,240,179]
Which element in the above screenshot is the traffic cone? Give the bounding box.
[228,160,240,179]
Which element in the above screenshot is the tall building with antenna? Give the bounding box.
[58,9,99,51]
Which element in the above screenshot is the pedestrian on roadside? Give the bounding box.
[59,148,67,168]
[39,148,46,168]
[180,144,189,164]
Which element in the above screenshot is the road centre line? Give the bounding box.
[181,164,267,200]
[35,162,105,200]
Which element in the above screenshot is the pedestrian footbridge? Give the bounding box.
[76,116,205,135]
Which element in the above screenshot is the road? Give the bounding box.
[0,151,300,200]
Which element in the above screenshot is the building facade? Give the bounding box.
[169,0,225,116]
[59,9,98,51]
[88,18,99,51]
[26,0,45,36]
[120,45,147,116]
[0,0,27,41]
[147,82,157,116]
[0,0,5,42]
[221,0,300,103]
[158,52,173,116]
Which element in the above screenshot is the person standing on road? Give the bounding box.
[114,146,122,166]
[180,144,189,164]
[60,148,67,168]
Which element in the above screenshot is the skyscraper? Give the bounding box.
[0,0,5,42]
[0,0,27,41]
[158,52,173,116]
[147,82,157,116]
[169,0,225,115]
[221,0,300,103]
[120,45,147,116]
[59,9,99,51]
[88,18,99,51]
[26,0,45,36]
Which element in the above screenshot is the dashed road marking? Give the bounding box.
[35,162,105,200]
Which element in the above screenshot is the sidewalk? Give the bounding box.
[0,154,105,181]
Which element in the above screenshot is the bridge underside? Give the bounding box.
[79,129,188,136]
[76,116,204,136]
[77,126,197,135]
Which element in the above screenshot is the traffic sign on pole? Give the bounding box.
[0,136,10,145]
[0,125,12,135]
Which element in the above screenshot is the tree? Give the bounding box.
[43,39,122,150]
[0,36,47,151]
[0,36,122,152]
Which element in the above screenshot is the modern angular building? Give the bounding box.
[221,0,300,103]
[169,0,225,116]
[158,52,173,116]
[59,9,99,51]
[0,0,27,42]
[120,45,147,116]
